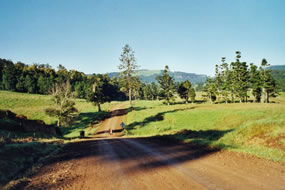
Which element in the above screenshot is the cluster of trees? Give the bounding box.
[203,51,278,103]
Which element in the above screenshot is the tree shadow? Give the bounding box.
[68,106,148,137]
[22,128,235,189]
[60,111,110,136]
[126,107,196,130]
[38,128,233,173]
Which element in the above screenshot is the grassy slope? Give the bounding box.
[125,93,285,162]
[0,90,118,138]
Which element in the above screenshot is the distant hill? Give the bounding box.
[106,69,207,84]
[267,65,285,71]
[267,65,285,91]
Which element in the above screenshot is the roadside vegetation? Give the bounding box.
[0,90,117,188]
[124,93,285,162]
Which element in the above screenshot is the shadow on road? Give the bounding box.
[42,128,233,173]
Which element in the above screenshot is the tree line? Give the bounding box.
[1,48,278,126]
[0,44,200,112]
[202,51,278,104]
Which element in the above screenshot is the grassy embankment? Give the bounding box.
[124,92,285,162]
[0,90,118,138]
[0,90,116,188]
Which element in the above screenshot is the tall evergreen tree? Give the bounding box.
[231,51,249,103]
[156,65,176,105]
[219,57,231,103]
[118,44,139,107]
[150,82,159,100]
[202,78,217,104]
[249,63,262,102]
[260,59,278,103]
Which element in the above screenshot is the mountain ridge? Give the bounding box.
[106,69,208,84]
[267,65,285,71]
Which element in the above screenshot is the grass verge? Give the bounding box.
[124,94,285,162]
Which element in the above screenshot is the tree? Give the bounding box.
[37,75,54,94]
[231,51,249,103]
[219,57,231,103]
[150,82,159,100]
[142,83,152,100]
[260,59,278,103]
[178,80,192,103]
[202,78,217,104]
[87,74,114,112]
[118,44,139,107]
[24,75,36,93]
[2,61,17,91]
[156,65,176,105]
[249,63,262,102]
[189,87,196,103]
[45,81,78,127]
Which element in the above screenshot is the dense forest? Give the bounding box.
[0,58,122,99]
[0,58,162,103]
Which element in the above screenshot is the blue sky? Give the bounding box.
[0,0,284,76]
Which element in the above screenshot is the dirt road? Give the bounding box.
[24,106,285,190]
[93,103,127,138]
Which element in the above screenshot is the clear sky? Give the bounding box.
[0,0,284,76]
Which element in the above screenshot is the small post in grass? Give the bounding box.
[80,131,85,138]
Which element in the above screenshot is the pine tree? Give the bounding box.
[231,51,249,103]
[219,57,231,103]
[215,64,222,102]
[150,82,159,100]
[156,65,176,105]
[249,63,262,102]
[260,59,278,103]
[202,78,217,104]
[118,44,139,107]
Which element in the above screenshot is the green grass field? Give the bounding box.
[0,90,118,138]
[0,90,284,163]
[124,92,285,162]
